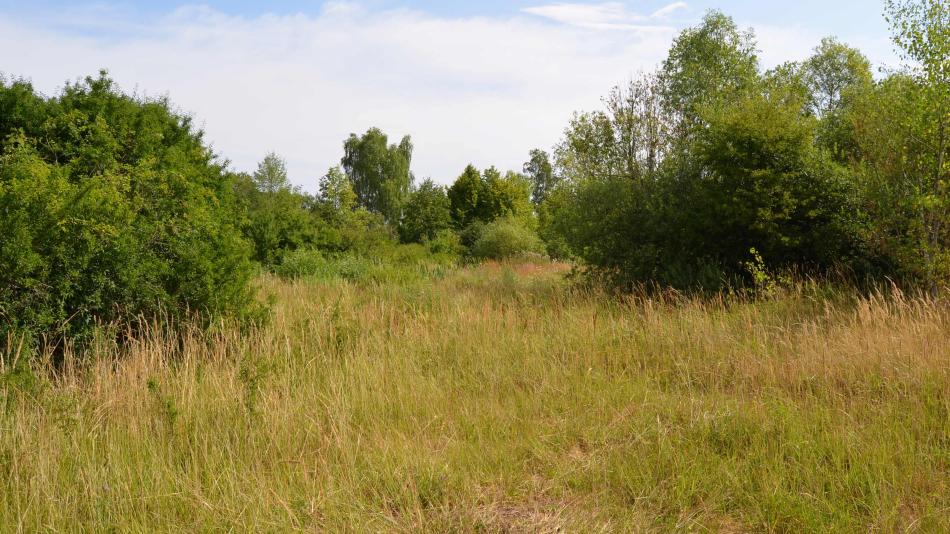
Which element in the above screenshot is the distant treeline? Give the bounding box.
[0,0,946,345]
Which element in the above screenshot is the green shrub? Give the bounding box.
[398,179,452,244]
[458,220,486,252]
[274,249,329,279]
[471,218,545,260]
[384,243,430,264]
[277,243,457,284]
[426,230,463,257]
[274,250,373,281]
[232,155,318,267]
[332,255,376,281]
[0,73,255,348]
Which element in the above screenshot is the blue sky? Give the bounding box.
[1,0,895,31]
[0,1,899,189]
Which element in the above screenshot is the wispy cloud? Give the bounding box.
[321,1,363,17]
[523,2,687,31]
[0,2,889,190]
[651,2,689,19]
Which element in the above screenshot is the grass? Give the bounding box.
[2,261,949,532]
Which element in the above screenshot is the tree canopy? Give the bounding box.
[342,128,414,223]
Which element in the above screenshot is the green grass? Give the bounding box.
[2,262,949,532]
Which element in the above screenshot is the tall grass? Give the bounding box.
[1,262,948,532]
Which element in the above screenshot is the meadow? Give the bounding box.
[2,261,948,532]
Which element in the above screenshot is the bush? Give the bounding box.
[458,221,486,252]
[398,179,452,244]
[426,230,463,257]
[0,73,255,347]
[274,249,373,281]
[276,243,457,285]
[471,218,545,260]
[232,155,319,267]
[274,248,329,279]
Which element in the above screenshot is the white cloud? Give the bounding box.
[522,2,686,30]
[651,2,689,19]
[322,1,363,17]
[0,3,894,190]
[0,4,678,189]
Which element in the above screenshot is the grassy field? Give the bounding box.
[2,261,949,532]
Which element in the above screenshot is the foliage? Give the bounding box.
[318,166,357,214]
[425,229,464,256]
[540,5,947,291]
[448,164,534,230]
[523,148,558,206]
[342,128,414,223]
[233,153,317,266]
[742,247,793,297]
[470,217,545,260]
[275,242,456,284]
[801,37,873,119]
[398,179,452,244]
[274,249,373,281]
[447,165,487,228]
[691,90,864,274]
[659,10,759,137]
[0,72,255,346]
[881,0,950,289]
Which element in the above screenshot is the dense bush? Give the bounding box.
[426,229,464,257]
[539,6,947,291]
[273,248,325,279]
[398,179,452,244]
[471,218,545,260]
[275,249,373,281]
[448,165,534,230]
[0,73,255,345]
[232,154,319,266]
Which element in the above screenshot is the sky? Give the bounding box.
[0,1,900,190]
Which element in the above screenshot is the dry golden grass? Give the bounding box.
[1,262,949,532]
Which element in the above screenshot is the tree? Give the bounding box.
[253,152,293,193]
[341,128,413,223]
[319,166,357,214]
[556,73,668,184]
[448,165,533,230]
[604,73,668,181]
[398,179,452,243]
[659,10,759,138]
[801,37,873,119]
[554,111,619,182]
[448,164,488,228]
[237,153,316,266]
[692,91,862,273]
[523,149,557,206]
[483,167,534,227]
[882,0,950,287]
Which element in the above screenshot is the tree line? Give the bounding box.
[536,1,948,291]
[0,0,946,347]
